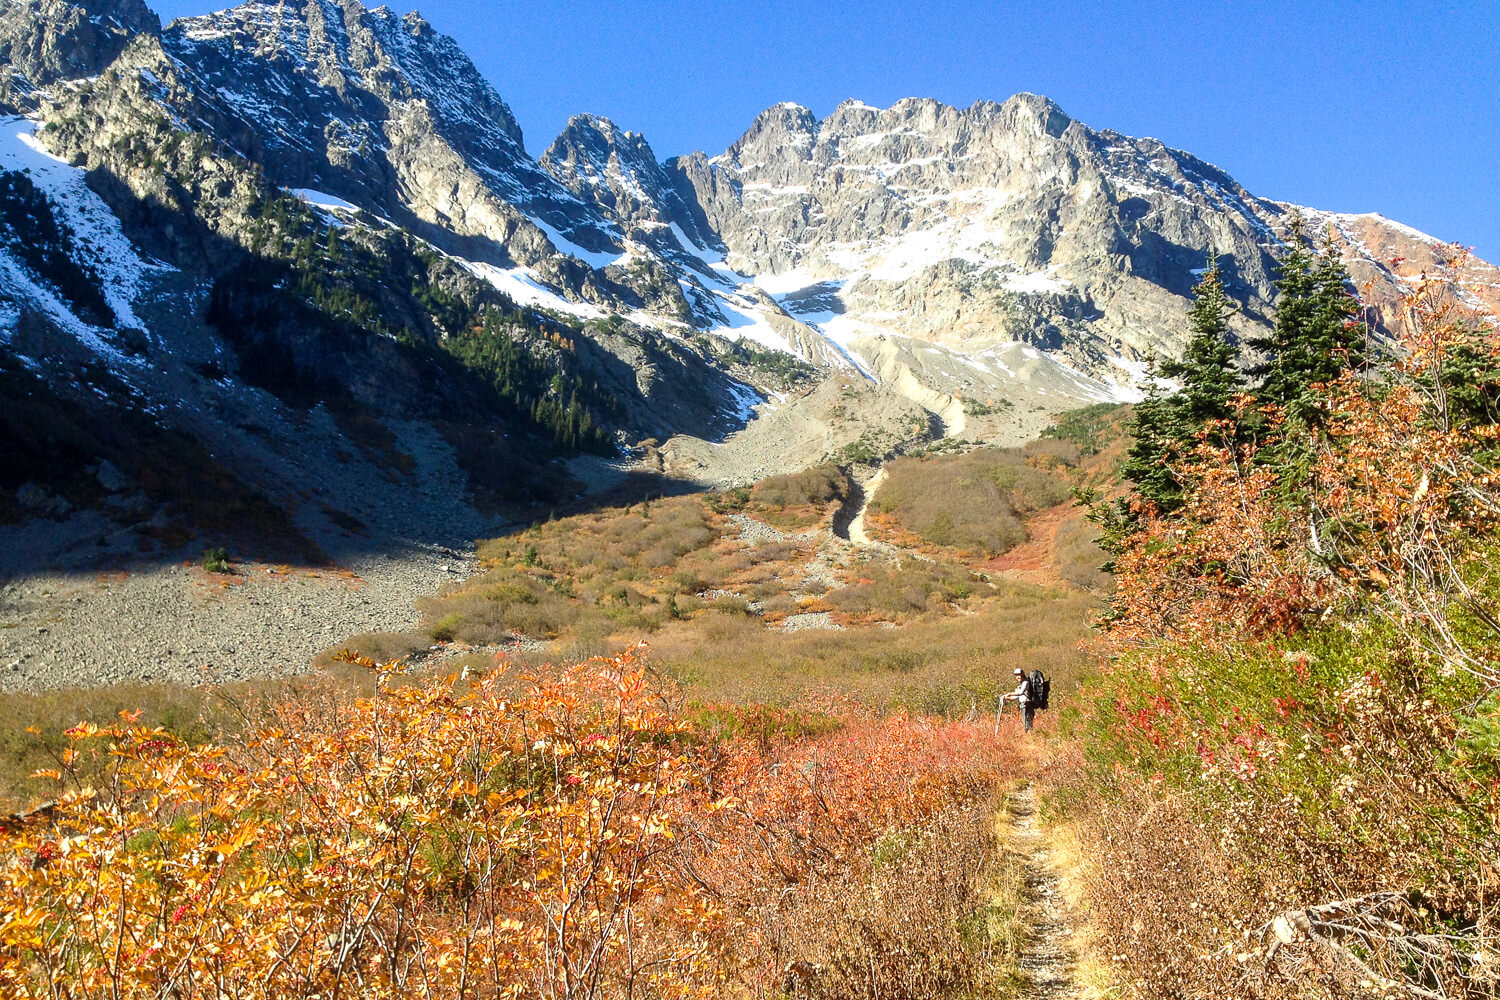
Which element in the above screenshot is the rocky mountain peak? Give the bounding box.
[720,101,819,167]
[542,114,660,218]
[999,91,1073,137]
[157,0,619,264]
[541,112,721,252]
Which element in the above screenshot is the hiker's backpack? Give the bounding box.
[1028,669,1050,711]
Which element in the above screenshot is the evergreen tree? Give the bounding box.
[1120,358,1182,510]
[1250,214,1365,420]
[1120,261,1247,511]
[1159,260,1244,429]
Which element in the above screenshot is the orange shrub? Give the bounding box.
[0,650,724,999]
[0,651,1028,999]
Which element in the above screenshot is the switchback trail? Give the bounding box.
[1005,783,1083,999]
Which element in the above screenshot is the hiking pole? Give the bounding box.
[995,693,1002,736]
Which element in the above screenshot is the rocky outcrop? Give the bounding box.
[0,0,158,102]
[158,0,602,267]
[542,114,720,253]
[666,94,1497,378]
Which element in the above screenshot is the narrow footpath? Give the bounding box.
[1005,784,1084,999]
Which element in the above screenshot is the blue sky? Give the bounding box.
[152,1,1500,260]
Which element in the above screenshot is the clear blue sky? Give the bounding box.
[151,1,1500,260]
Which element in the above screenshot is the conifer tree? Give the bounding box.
[1119,358,1182,510]
[1086,262,1248,571]
[1159,260,1244,429]
[1250,214,1365,420]
[1120,260,1246,511]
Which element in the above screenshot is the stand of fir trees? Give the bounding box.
[1093,215,1370,558]
[1247,214,1369,422]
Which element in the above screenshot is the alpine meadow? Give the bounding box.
[0,2,1496,998]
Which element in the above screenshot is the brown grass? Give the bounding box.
[748,799,1027,999]
[647,581,1097,714]
[1052,510,1114,591]
[871,447,1073,558]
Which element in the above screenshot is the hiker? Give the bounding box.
[1001,667,1036,732]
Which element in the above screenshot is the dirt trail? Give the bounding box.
[1005,783,1083,999]
[987,503,1073,587]
[832,468,916,562]
[844,468,887,546]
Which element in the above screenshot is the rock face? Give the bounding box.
[0,0,159,99]
[542,114,720,253]
[15,0,1490,390]
[0,0,781,577]
[659,94,1499,378]
[159,0,606,268]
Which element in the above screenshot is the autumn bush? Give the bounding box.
[747,463,852,529]
[1,650,731,999]
[0,644,1041,999]
[1068,264,1500,998]
[871,447,1071,558]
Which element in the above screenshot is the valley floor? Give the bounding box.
[0,427,1134,997]
[0,544,470,691]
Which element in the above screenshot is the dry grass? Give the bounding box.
[1037,795,1127,1000]
[1053,510,1114,591]
[871,447,1072,558]
[422,495,732,643]
[648,581,1097,713]
[748,799,1024,999]
[825,557,989,619]
[419,474,1040,652]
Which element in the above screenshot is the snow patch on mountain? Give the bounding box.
[528,216,624,269]
[462,260,604,320]
[0,117,169,358]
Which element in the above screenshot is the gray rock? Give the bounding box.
[0,0,159,97]
[15,483,70,517]
[95,460,129,492]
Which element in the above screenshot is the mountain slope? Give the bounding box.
[0,0,158,103]
[661,94,1500,380]
[0,1,779,574]
[1,0,1497,568]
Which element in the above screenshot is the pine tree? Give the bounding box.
[1120,358,1183,510]
[1250,214,1365,420]
[1159,260,1244,429]
[1120,261,1247,511]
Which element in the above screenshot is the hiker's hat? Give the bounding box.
[1013,668,1024,675]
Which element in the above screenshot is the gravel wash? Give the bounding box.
[0,546,471,692]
